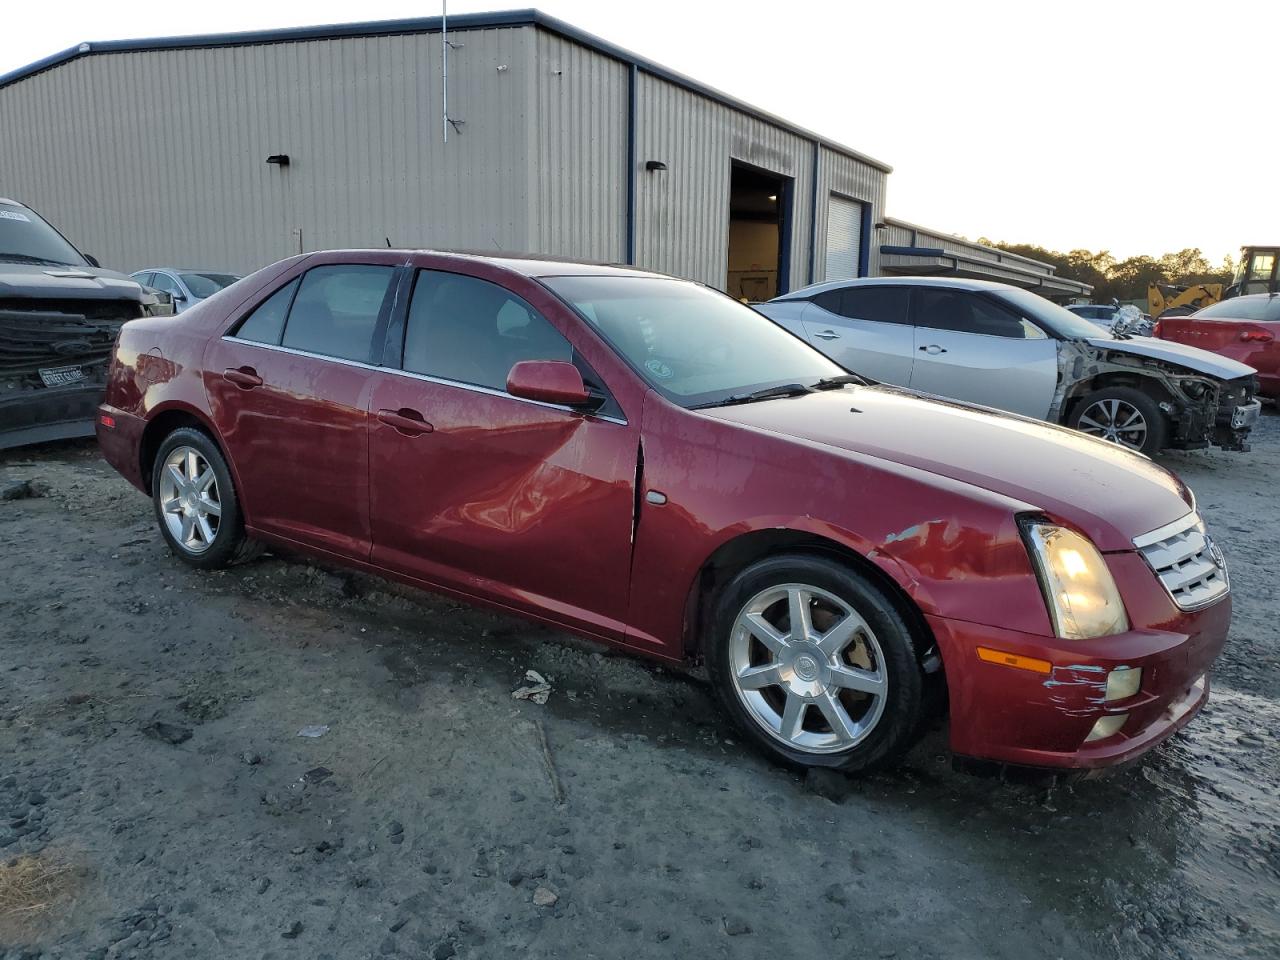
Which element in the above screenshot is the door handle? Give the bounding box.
[377,408,434,436]
[918,345,948,355]
[222,367,263,389]
[813,329,841,340]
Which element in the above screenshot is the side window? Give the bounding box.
[838,287,910,325]
[811,289,843,314]
[402,270,573,391]
[150,273,181,298]
[280,264,395,363]
[234,278,299,345]
[133,272,155,288]
[914,290,1041,339]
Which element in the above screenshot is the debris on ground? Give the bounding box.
[140,720,193,745]
[1,479,47,501]
[511,669,552,704]
[0,853,75,935]
[297,724,330,738]
[532,885,558,907]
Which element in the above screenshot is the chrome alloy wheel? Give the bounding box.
[728,583,888,754]
[1077,398,1148,450]
[158,445,222,554]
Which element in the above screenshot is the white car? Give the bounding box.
[756,277,1260,455]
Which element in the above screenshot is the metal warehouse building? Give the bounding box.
[0,8,1088,300]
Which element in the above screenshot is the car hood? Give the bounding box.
[698,386,1194,551]
[0,261,148,303]
[1083,335,1256,380]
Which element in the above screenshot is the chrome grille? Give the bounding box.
[1133,512,1229,610]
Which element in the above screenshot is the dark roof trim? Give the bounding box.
[880,244,946,257]
[0,8,892,175]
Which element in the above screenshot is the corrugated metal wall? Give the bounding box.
[635,71,812,290]
[530,31,628,263]
[0,22,889,292]
[0,27,538,275]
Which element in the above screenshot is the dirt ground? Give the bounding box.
[1,412,1278,960]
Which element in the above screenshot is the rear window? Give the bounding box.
[1193,297,1280,322]
[280,265,395,363]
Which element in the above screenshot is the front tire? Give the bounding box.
[151,427,260,569]
[1068,386,1168,455]
[708,554,924,773]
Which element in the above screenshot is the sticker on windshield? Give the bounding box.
[645,358,674,380]
[0,210,31,222]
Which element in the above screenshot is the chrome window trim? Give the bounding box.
[220,336,628,425]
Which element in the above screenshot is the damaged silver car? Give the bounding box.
[756,277,1260,455]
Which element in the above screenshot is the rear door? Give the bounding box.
[204,258,399,558]
[908,288,1058,418]
[799,285,914,384]
[364,264,640,641]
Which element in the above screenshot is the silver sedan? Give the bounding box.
[129,268,241,314]
[756,277,1260,455]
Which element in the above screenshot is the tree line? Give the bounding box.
[976,240,1235,303]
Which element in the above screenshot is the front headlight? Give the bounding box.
[1023,521,1129,640]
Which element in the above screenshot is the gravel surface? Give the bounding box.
[1,412,1277,960]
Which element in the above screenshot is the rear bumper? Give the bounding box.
[928,595,1230,769]
[95,404,148,492]
[0,381,105,451]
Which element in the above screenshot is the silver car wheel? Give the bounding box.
[1077,398,1148,450]
[728,583,888,754]
[158,445,221,555]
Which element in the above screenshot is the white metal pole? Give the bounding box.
[442,0,448,144]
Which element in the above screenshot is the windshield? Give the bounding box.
[542,275,844,407]
[0,202,87,266]
[994,287,1114,339]
[180,272,240,298]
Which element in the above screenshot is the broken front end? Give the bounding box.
[0,300,145,449]
[1055,340,1261,452]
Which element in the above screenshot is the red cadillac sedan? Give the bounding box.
[97,250,1231,773]
[1157,293,1280,398]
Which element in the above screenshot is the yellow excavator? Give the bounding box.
[1147,245,1279,317]
[1147,281,1223,318]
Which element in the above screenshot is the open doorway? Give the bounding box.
[726,162,790,302]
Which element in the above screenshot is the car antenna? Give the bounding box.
[385,237,392,248]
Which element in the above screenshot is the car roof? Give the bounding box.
[132,267,240,274]
[308,248,677,281]
[0,197,25,207]
[770,275,1025,301]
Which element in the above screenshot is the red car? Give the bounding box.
[96,250,1231,774]
[1157,294,1280,398]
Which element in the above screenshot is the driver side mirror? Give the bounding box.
[506,360,599,408]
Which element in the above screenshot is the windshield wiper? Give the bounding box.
[691,383,814,409]
[811,374,869,389]
[0,252,74,266]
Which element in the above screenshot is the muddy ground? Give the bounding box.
[1,412,1277,960]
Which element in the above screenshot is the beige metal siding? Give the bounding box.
[634,71,818,291]
[530,32,628,263]
[0,27,538,274]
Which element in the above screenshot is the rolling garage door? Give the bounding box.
[824,196,863,280]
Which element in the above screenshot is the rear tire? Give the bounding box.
[1068,386,1168,455]
[151,427,261,569]
[708,554,924,774]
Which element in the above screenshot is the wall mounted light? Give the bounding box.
[645,160,667,172]
[266,154,291,167]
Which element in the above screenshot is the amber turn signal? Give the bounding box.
[976,647,1052,675]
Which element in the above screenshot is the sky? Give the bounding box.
[4,0,1277,265]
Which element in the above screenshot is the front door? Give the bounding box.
[203,261,398,558]
[908,288,1058,419]
[800,285,915,384]
[366,266,638,640]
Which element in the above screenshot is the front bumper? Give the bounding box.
[0,380,106,450]
[927,591,1229,770]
